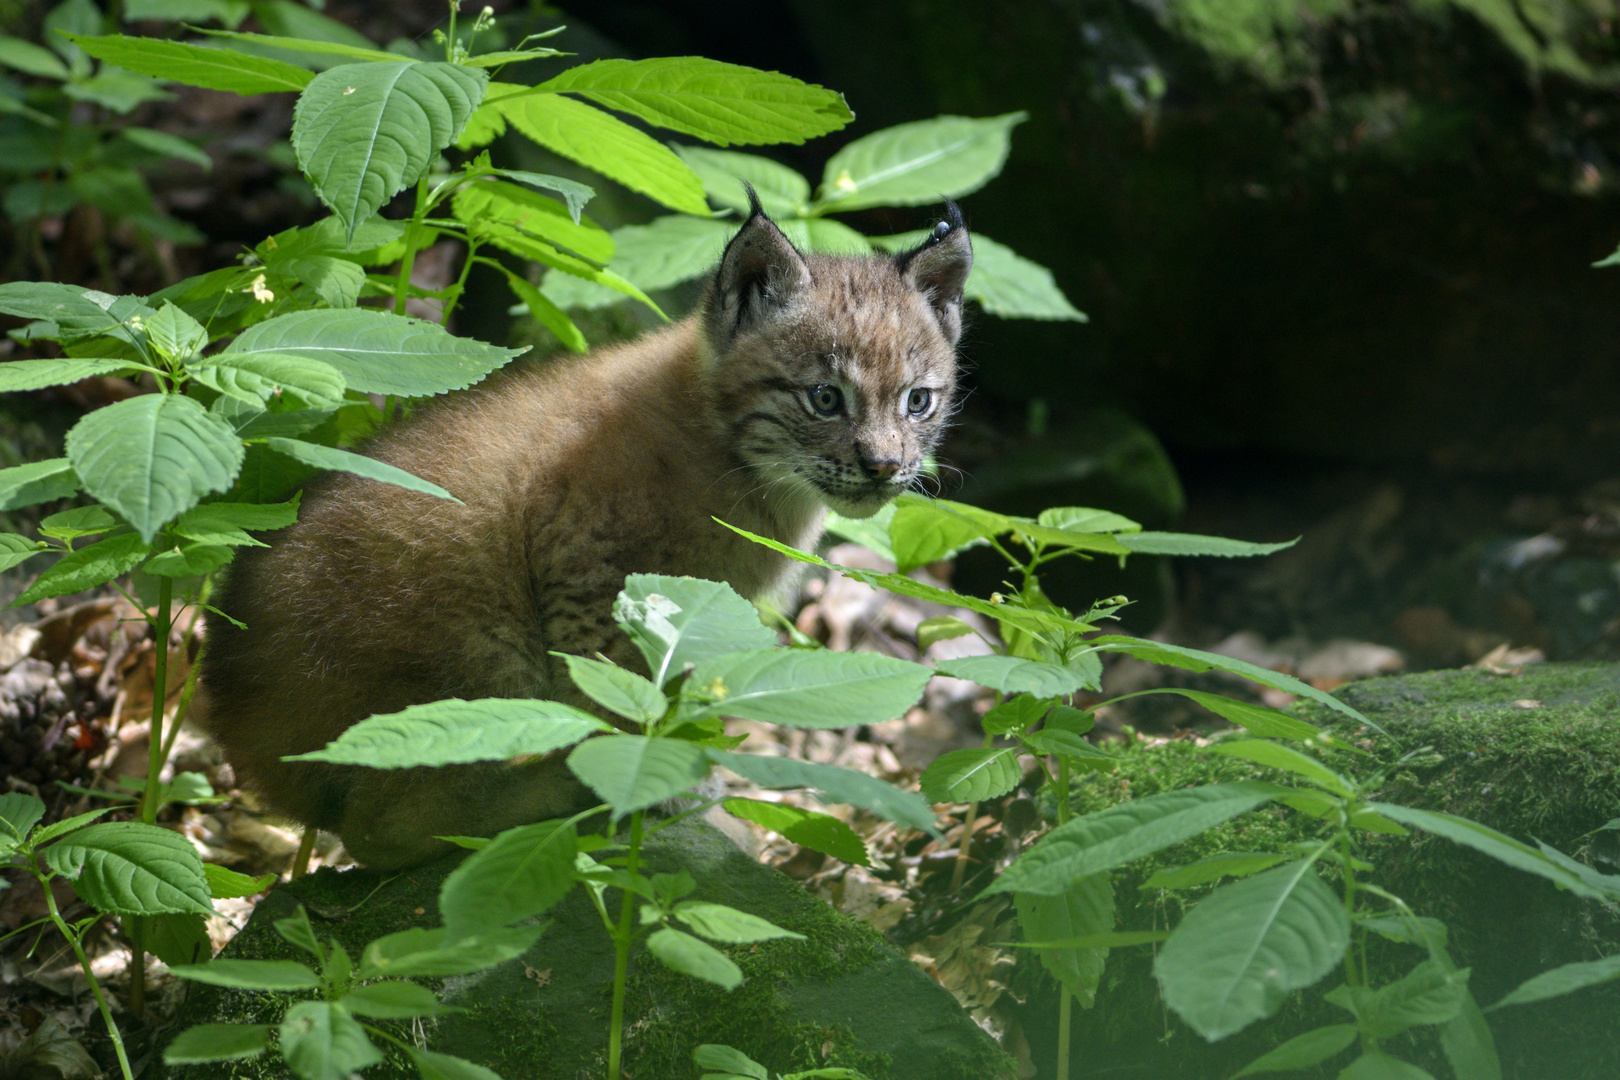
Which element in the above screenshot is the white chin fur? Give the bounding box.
[821,488,899,519]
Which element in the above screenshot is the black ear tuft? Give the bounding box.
[895,202,972,346]
[740,180,765,221]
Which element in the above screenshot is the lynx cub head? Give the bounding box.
[697,195,972,519]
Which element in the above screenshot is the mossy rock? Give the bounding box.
[1022,661,1620,1079]
[165,816,1012,1080]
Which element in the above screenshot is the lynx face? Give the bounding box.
[700,204,972,520]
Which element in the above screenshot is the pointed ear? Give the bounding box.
[705,190,812,349]
[894,202,972,346]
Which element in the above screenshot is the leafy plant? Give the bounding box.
[536,112,1087,323]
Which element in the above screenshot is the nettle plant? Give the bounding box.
[735,495,1620,1080]
[540,111,1086,323]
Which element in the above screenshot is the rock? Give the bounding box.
[165,817,1012,1080]
[1023,662,1620,1080]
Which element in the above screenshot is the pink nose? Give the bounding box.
[859,455,901,481]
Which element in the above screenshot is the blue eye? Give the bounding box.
[809,385,843,415]
[907,387,933,415]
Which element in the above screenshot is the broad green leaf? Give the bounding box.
[614,574,775,686]
[261,437,458,502]
[16,533,149,606]
[920,747,1021,803]
[1141,852,1289,891]
[1111,688,1326,742]
[0,282,153,342]
[500,269,586,352]
[223,308,523,397]
[1489,952,1620,1010]
[145,301,208,362]
[205,863,274,900]
[293,61,486,242]
[674,145,809,215]
[646,927,742,989]
[1440,991,1502,1080]
[1233,1024,1357,1076]
[123,0,249,25]
[490,85,708,215]
[344,981,457,1019]
[1337,1052,1437,1080]
[143,540,235,577]
[721,798,869,865]
[170,498,300,547]
[0,793,44,841]
[1037,506,1141,533]
[0,534,47,572]
[674,901,804,944]
[0,458,80,512]
[440,819,577,942]
[162,1024,271,1065]
[145,913,212,966]
[1116,531,1295,558]
[1533,838,1620,900]
[27,807,114,846]
[567,735,708,818]
[822,502,897,563]
[933,654,1094,697]
[63,69,175,113]
[539,57,850,147]
[279,1001,382,1080]
[1019,727,1117,766]
[0,358,135,393]
[985,782,1283,897]
[542,214,733,310]
[409,1049,505,1080]
[289,698,608,767]
[558,654,666,725]
[43,821,213,916]
[66,394,242,543]
[816,112,1026,212]
[200,26,405,63]
[981,694,1051,735]
[889,493,1127,572]
[359,925,543,979]
[453,180,613,262]
[1089,636,1380,731]
[482,222,666,315]
[685,649,932,728]
[936,231,1083,321]
[1209,740,1355,797]
[1153,859,1350,1040]
[1367,803,1612,902]
[119,128,210,175]
[1016,872,1113,1007]
[1349,961,1469,1039]
[783,217,872,255]
[917,616,975,651]
[70,34,310,92]
[708,750,937,833]
[694,1044,767,1079]
[0,36,70,79]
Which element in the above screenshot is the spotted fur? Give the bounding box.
[194,204,973,869]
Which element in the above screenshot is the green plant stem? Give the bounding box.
[36,866,134,1080]
[394,176,433,316]
[130,575,172,1020]
[1056,985,1073,1080]
[438,238,482,324]
[606,811,645,1079]
[157,598,208,766]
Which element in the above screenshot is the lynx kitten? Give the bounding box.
[196,198,973,869]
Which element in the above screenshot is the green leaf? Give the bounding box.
[0,36,71,79]
[674,145,809,215]
[1336,1052,1437,1080]
[490,85,709,215]
[614,574,776,686]
[1154,859,1350,1041]
[1367,803,1613,902]
[279,1001,382,1080]
[933,654,1094,697]
[1016,873,1113,1007]
[0,283,152,342]
[1141,852,1289,891]
[708,749,937,833]
[1115,688,1326,742]
[28,807,115,846]
[821,502,898,563]
[646,926,742,989]
[190,351,349,412]
[120,127,211,173]
[673,901,804,944]
[920,747,1021,803]
[43,821,213,916]
[123,0,249,26]
[145,301,208,363]
[986,782,1283,897]
[143,540,234,577]
[260,437,456,502]
[453,179,613,262]
[16,533,149,606]
[720,798,869,865]
[288,698,608,767]
[1116,531,1296,557]
[0,793,45,842]
[685,649,932,728]
[162,1024,272,1065]
[439,819,577,942]
[542,214,733,310]
[1089,636,1381,732]
[223,308,522,397]
[145,912,212,966]
[359,925,543,979]
[204,863,274,900]
[694,1044,768,1080]
[980,694,1051,735]
[815,112,1026,212]
[292,61,487,242]
[0,534,47,572]
[408,1049,505,1080]
[500,269,586,353]
[0,458,81,512]
[916,616,975,652]
[485,224,666,315]
[1350,961,1470,1039]
[875,229,1087,321]
[567,735,708,818]
[170,497,299,547]
[1233,1024,1357,1076]
[1037,506,1141,533]
[168,957,321,989]
[344,981,456,1019]
[558,654,666,725]
[539,57,850,147]
[66,394,242,543]
[198,25,400,64]
[1209,740,1355,797]
[784,217,872,255]
[62,68,174,113]
[68,33,310,92]
[1489,952,1620,1010]
[0,360,136,396]
[1439,992,1502,1080]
